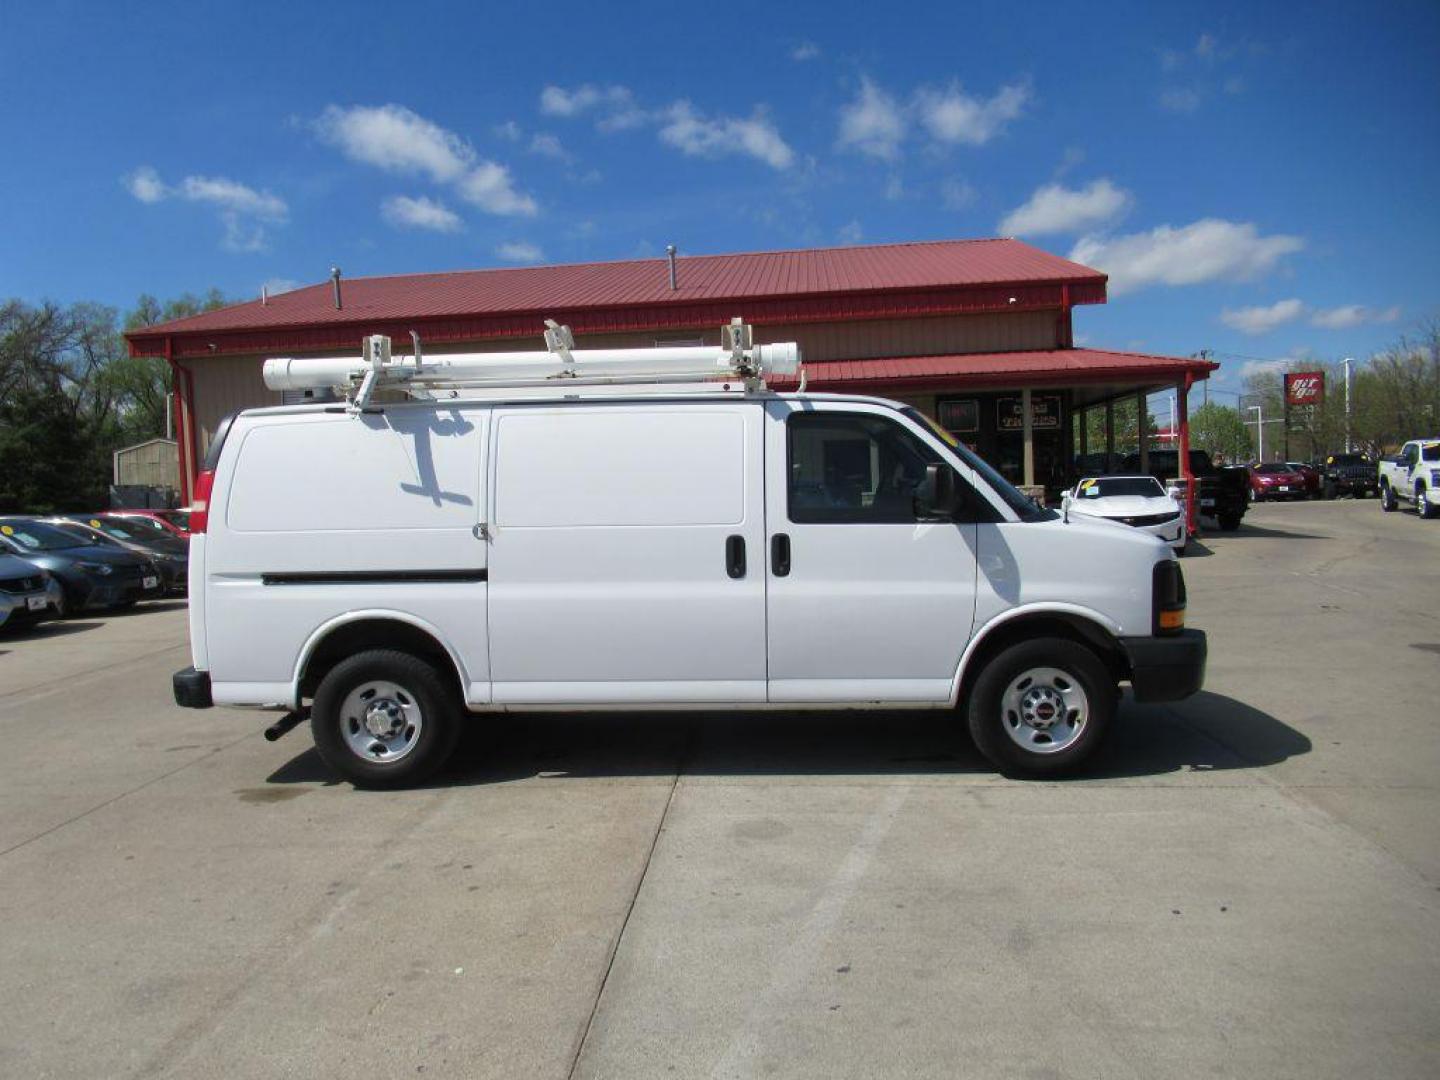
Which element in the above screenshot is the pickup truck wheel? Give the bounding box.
[1420,485,1438,519]
[967,638,1114,777]
[311,649,461,789]
[1381,482,1397,512]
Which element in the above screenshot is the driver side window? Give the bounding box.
[787,411,983,524]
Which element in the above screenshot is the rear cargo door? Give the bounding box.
[486,401,767,704]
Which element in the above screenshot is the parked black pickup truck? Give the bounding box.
[1117,449,1249,531]
[1319,452,1377,499]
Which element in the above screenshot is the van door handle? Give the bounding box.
[771,533,791,577]
[725,535,746,579]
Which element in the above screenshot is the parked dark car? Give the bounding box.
[1320,452,1377,498]
[1284,461,1322,499]
[0,517,165,612]
[0,552,64,631]
[1249,462,1307,501]
[54,514,188,594]
[104,509,191,540]
[1116,448,1249,531]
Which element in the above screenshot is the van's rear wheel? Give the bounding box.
[967,638,1115,777]
[311,650,460,788]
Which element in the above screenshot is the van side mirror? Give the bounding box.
[915,464,958,519]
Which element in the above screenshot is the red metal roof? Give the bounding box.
[772,348,1218,390]
[127,237,1107,359]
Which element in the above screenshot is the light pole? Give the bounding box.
[1343,357,1353,453]
[1248,405,1264,462]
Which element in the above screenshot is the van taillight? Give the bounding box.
[191,470,215,533]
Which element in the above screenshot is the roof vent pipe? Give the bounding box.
[260,284,269,306]
[330,266,343,311]
[666,245,678,291]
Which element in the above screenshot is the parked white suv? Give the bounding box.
[173,330,1206,786]
[1379,439,1440,518]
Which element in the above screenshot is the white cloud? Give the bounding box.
[791,41,820,61]
[1219,298,1306,335]
[1238,357,1295,381]
[884,175,905,201]
[527,132,570,160]
[916,80,1030,146]
[1310,304,1401,329]
[999,178,1132,236]
[837,220,864,244]
[1195,32,1218,59]
[494,120,523,141]
[940,177,977,210]
[315,104,473,182]
[457,162,537,216]
[495,241,544,264]
[540,84,642,131]
[1159,88,1203,113]
[1069,219,1304,295]
[123,166,287,252]
[658,102,794,170]
[837,77,906,161]
[314,104,537,218]
[123,165,167,203]
[261,278,300,296]
[180,175,287,221]
[381,195,463,233]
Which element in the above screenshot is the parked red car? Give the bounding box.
[103,510,191,540]
[1249,462,1308,501]
[1284,461,1322,499]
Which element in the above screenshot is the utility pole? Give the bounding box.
[1343,357,1353,453]
[1249,405,1264,462]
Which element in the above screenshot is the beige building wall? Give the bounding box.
[114,439,180,488]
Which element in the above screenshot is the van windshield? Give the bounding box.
[901,407,1055,521]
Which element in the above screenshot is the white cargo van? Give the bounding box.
[173,323,1205,786]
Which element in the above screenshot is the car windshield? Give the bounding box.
[82,517,149,542]
[160,510,191,528]
[48,522,113,546]
[901,407,1055,521]
[1076,477,1165,498]
[1255,463,1295,474]
[0,520,91,551]
[115,516,171,535]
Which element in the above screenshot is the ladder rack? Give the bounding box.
[262,318,803,412]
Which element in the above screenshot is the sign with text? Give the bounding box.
[1284,371,1325,406]
[997,395,1062,432]
[938,399,980,434]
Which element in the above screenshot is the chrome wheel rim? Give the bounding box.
[339,680,424,764]
[1001,666,1089,754]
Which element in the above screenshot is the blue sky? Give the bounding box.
[3,0,1438,409]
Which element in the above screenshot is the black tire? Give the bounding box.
[1420,485,1438,519]
[311,649,462,788]
[1218,513,1241,532]
[1381,481,1397,512]
[966,637,1116,777]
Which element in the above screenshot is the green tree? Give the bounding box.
[1188,403,1253,463]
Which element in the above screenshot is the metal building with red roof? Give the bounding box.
[125,236,1214,505]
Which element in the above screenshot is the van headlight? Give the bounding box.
[76,561,113,576]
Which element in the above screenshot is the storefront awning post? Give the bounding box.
[1179,376,1196,536]
[1136,390,1149,476]
[1022,387,1035,488]
[1104,401,1115,472]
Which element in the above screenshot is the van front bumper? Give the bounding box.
[173,666,213,708]
[1119,630,1207,703]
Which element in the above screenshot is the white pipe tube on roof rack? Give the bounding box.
[262,340,800,392]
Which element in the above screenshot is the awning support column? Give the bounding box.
[1078,404,1088,465]
[1022,387,1035,489]
[1136,391,1149,476]
[1179,376,1197,536]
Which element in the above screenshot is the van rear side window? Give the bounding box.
[495,410,745,527]
[225,414,481,532]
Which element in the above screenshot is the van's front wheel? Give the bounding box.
[311,650,461,788]
[967,638,1115,777]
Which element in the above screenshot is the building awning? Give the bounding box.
[772,348,1217,391]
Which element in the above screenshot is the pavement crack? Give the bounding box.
[565,722,692,1080]
[0,730,253,860]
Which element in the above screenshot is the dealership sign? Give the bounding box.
[1285,372,1325,406]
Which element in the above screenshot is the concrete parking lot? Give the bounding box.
[1,499,1437,1079]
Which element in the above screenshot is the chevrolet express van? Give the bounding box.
[173,328,1205,786]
